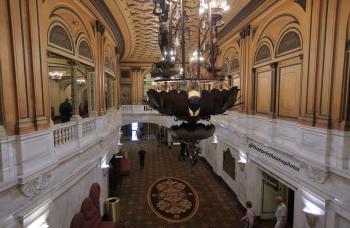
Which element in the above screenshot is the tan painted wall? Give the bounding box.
[0,0,121,135]
[217,0,350,130]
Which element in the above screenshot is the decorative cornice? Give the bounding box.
[218,0,265,40]
[239,25,251,39]
[90,0,125,57]
[131,67,142,72]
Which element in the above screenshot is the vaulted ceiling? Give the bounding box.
[104,0,252,63]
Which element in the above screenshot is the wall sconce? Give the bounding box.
[238,151,247,171]
[49,71,63,81]
[302,195,324,228]
[77,78,86,86]
[303,211,319,228]
[212,134,218,144]
[101,157,110,176]
[238,160,246,171]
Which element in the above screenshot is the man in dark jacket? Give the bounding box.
[179,142,187,161]
[138,146,146,169]
[59,98,72,123]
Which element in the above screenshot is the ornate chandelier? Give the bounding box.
[199,0,229,27]
[149,0,239,172]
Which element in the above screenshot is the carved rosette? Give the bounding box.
[20,174,51,198]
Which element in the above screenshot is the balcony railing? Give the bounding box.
[120,105,157,114]
[0,110,121,186]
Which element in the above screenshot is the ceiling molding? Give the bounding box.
[90,0,125,58]
[218,0,265,40]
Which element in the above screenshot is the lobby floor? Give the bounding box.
[116,140,272,228]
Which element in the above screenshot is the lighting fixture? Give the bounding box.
[77,78,86,86]
[190,51,204,63]
[49,71,63,81]
[149,0,238,173]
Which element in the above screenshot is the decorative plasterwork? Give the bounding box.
[20,173,52,198]
[300,164,328,184]
[108,0,241,62]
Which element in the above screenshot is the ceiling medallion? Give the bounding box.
[148,0,239,173]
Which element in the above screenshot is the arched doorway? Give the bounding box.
[47,21,95,124]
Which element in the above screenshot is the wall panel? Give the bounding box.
[256,70,271,114]
[278,63,301,118]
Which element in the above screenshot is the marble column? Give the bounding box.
[106,76,113,111]
[87,69,97,117]
[69,60,81,120]
[111,78,116,108]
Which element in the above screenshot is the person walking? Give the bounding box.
[179,142,187,161]
[274,196,287,228]
[138,146,146,169]
[241,201,255,228]
[59,98,72,123]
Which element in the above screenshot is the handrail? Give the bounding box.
[120,105,157,113]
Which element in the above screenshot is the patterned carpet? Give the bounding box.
[147,177,199,222]
[116,140,261,228]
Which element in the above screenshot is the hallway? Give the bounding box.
[117,140,248,228]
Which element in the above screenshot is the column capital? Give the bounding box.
[270,62,278,69]
[131,67,142,72]
[240,25,251,39]
[96,20,105,35]
[67,60,80,66]
[86,66,95,72]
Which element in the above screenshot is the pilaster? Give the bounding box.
[29,0,50,131]
[9,0,35,134]
[240,25,252,114]
[115,48,121,109]
[270,62,278,118]
[131,67,143,105]
[96,20,106,116]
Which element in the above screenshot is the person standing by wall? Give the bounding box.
[240,201,255,228]
[59,98,72,123]
[274,196,287,228]
[138,146,146,169]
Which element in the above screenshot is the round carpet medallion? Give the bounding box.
[147,177,199,223]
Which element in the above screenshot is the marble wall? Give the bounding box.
[200,111,350,228]
[0,111,121,228]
